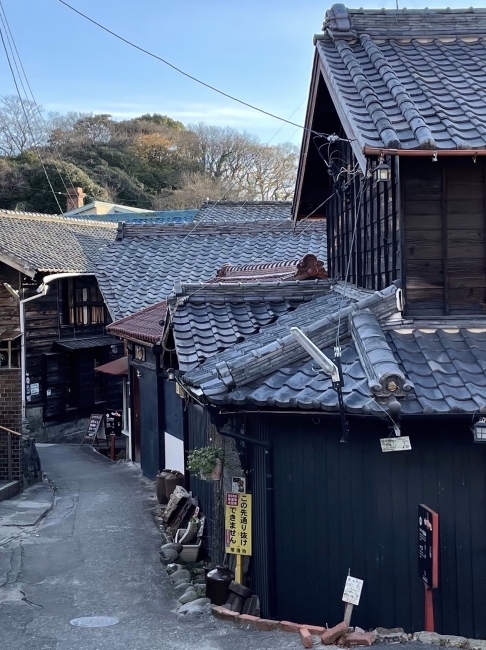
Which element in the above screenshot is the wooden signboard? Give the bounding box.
[225,492,252,556]
[418,504,439,588]
[81,414,105,445]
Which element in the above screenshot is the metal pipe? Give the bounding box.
[364,147,486,157]
[7,433,12,481]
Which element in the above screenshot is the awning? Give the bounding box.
[54,336,122,351]
[94,356,128,376]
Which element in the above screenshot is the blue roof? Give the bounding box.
[68,210,198,224]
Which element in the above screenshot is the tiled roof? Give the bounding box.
[318,5,486,151]
[211,254,327,283]
[107,301,168,344]
[169,278,330,371]
[194,201,292,223]
[0,211,116,276]
[96,220,327,320]
[184,279,486,416]
[67,209,198,224]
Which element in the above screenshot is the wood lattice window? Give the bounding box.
[59,278,106,327]
[0,336,20,369]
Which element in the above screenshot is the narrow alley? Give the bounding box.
[0,445,299,650]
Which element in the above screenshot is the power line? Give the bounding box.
[0,24,64,214]
[0,0,78,201]
[57,0,352,142]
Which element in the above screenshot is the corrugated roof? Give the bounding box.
[318,4,486,151]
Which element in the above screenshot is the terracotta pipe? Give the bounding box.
[364,147,486,157]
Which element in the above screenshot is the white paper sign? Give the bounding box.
[380,436,412,453]
[30,383,40,396]
[342,576,364,606]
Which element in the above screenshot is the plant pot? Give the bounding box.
[156,469,171,504]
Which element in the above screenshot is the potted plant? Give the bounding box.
[187,446,224,481]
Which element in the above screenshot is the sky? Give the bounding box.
[0,0,483,145]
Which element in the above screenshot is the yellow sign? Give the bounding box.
[225,492,252,556]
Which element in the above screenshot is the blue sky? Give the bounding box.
[0,0,481,144]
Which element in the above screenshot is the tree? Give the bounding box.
[154,171,235,209]
[0,95,47,156]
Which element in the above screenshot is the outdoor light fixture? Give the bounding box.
[375,158,391,183]
[167,368,175,381]
[473,418,486,443]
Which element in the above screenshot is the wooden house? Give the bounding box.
[104,202,327,478]
[0,210,123,437]
[171,6,486,638]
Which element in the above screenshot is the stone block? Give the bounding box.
[166,563,183,575]
[280,620,302,633]
[468,641,486,650]
[321,621,349,645]
[243,594,261,617]
[255,618,278,631]
[159,549,179,564]
[179,591,199,605]
[161,542,183,554]
[441,637,467,648]
[170,569,191,584]
[414,632,441,645]
[300,628,313,649]
[375,628,407,644]
[177,598,212,623]
[174,581,192,595]
[342,631,377,647]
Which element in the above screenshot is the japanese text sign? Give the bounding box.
[418,504,439,588]
[225,492,252,556]
[342,576,364,606]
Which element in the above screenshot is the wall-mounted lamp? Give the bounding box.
[473,418,486,443]
[167,368,175,380]
[110,345,118,354]
[136,369,142,378]
[375,155,391,183]
[432,152,438,162]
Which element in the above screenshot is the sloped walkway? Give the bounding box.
[0,444,300,650]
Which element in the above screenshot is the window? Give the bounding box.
[0,335,20,369]
[59,278,106,327]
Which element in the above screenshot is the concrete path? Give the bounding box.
[0,444,301,650]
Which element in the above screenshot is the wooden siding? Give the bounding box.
[256,414,486,638]
[0,263,20,333]
[403,158,486,316]
[328,148,401,290]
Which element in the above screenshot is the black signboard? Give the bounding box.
[105,410,122,437]
[418,504,439,588]
[81,414,105,446]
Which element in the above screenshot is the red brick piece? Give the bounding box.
[342,631,377,647]
[305,625,326,636]
[256,618,278,631]
[321,621,349,645]
[300,628,313,649]
[211,605,225,619]
[215,607,239,622]
[280,621,302,633]
[238,614,259,627]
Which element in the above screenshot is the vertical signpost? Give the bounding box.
[418,504,439,631]
[225,492,252,584]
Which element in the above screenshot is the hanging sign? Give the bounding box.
[225,492,252,556]
[380,436,412,452]
[418,504,439,588]
[342,575,364,606]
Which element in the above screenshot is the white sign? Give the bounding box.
[46,389,52,397]
[30,383,40,396]
[342,576,364,606]
[380,436,412,453]
[231,477,247,493]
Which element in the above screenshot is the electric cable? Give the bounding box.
[57,0,354,142]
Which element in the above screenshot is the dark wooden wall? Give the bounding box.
[402,157,486,316]
[327,149,401,289]
[252,414,486,638]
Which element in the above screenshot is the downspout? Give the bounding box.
[5,272,95,420]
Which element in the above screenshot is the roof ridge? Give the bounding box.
[0,210,116,228]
